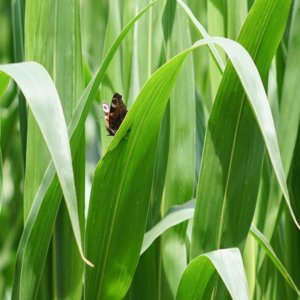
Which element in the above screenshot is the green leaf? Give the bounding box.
[176,248,250,300]
[143,202,300,297]
[85,41,186,300]
[0,62,89,299]
[85,34,288,299]
[278,0,300,170]
[258,0,300,243]
[191,0,295,259]
[10,2,158,298]
[142,201,195,255]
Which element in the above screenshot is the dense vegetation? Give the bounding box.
[0,0,300,299]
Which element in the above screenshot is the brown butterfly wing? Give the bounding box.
[104,93,128,135]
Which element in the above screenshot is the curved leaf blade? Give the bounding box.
[85,35,287,299]
[142,201,195,255]
[0,63,87,266]
[10,2,158,298]
[176,248,249,300]
[191,0,295,259]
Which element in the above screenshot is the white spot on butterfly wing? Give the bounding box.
[102,103,110,114]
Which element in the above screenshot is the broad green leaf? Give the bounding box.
[85,34,290,299]
[191,0,295,259]
[176,248,249,300]
[11,2,158,298]
[255,0,300,271]
[0,62,89,298]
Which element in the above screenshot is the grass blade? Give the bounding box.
[10,2,158,298]
[142,201,195,255]
[0,62,89,298]
[85,34,286,299]
[191,0,294,259]
[143,202,300,296]
[176,248,249,300]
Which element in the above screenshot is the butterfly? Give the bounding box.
[102,92,128,136]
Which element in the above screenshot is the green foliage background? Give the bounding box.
[0,0,300,299]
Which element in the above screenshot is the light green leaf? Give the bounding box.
[142,201,195,255]
[143,203,300,297]
[0,62,90,299]
[257,0,300,249]
[0,63,87,263]
[85,34,290,299]
[191,0,295,259]
[11,2,158,298]
[176,248,250,300]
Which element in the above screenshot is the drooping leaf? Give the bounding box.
[143,202,300,296]
[142,201,195,255]
[10,2,158,298]
[176,248,249,300]
[85,34,291,299]
[0,62,89,299]
[191,0,295,260]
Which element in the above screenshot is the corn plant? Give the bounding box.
[0,0,300,299]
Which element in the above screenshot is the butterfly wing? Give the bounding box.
[103,93,128,136]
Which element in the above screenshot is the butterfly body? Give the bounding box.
[103,93,128,135]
